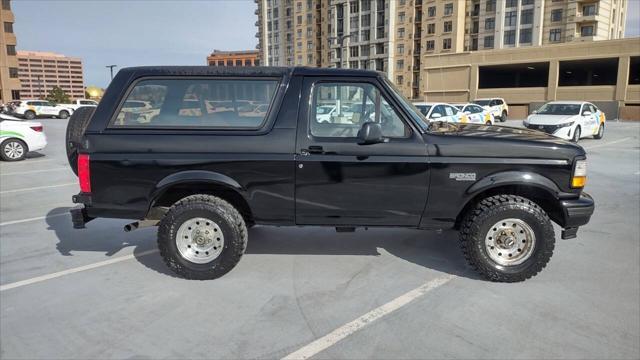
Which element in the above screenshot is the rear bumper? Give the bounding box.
[559,192,595,239]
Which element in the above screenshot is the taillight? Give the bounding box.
[78,154,91,193]
[30,126,43,132]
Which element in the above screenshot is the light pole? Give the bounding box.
[328,34,352,68]
[106,65,117,81]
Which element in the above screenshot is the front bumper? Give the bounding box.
[559,192,595,239]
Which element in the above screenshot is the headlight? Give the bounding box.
[572,159,587,188]
[557,121,575,128]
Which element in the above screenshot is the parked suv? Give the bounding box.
[67,66,594,282]
[8,100,74,120]
[473,98,508,122]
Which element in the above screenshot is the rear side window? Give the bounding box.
[111,78,279,129]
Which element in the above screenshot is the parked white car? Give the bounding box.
[524,101,606,142]
[63,99,98,111]
[7,100,74,120]
[414,102,469,123]
[473,98,509,122]
[453,103,495,125]
[0,116,47,161]
[315,105,351,123]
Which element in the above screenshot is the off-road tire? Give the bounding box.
[572,126,581,143]
[500,111,507,122]
[0,138,28,161]
[459,195,555,282]
[594,123,604,139]
[157,194,248,280]
[58,110,70,119]
[24,110,36,120]
[65,106,95,175]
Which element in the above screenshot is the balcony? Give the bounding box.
[255,32,261,38]
[254,9,260,15]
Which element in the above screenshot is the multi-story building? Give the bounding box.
[256,0,628,100]
[17,51,85,100]
[207,49,260,66]
[0,0,20,102]
[256,0,331,67]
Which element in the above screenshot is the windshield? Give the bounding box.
[316,106,334,115]
[473,100,491,106]
[382,77,430,131]
[415,105,432,116]
[536,104,581,115]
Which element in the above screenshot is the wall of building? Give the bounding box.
[17,51,85,100]
[207,50,260,66]
[0,0,20,102]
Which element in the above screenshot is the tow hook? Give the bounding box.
[124,219,159,232]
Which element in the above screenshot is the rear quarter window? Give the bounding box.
[110,78,279,129]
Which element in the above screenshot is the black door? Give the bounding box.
[295,77,429,226]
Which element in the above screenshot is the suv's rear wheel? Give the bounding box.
[24,110,35,120]
[157,194,248,280]
[1,138,27,161]
[500,111,507,122]
[594,123,604,139]
[65,107,96,175]
[58,110,70,119]
[459,195,555,282]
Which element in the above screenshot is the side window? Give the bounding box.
[495,99,503,105]
[311,82,408,138]
[472,105,483,113]
[431,105,445,118]
[111,78,279,128]
[489,100,497,106]
[589,104,597,113]
[444,106,455,116]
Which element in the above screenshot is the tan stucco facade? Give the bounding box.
[421,38,640,118]
[0,0,20,102]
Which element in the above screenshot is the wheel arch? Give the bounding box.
[150,170,254,225]
[454,171,564,229]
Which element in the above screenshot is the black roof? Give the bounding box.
[117,66,382,78]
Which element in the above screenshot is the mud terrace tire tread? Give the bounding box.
[157,194,248,280]
[65,107,96,175]
[459,194,555,282]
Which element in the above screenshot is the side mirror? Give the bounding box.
[357,122,386,145]
[532,110,538,114]
[431,112,442,119]
[582,111,592,116]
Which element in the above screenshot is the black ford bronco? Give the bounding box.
[67,66,594,282]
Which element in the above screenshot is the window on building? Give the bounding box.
[504,30,516,45]
[398,27,405,38]
[11,90,19,100]
[549,28,562,41]
[521,9,533,24]
[479,62,549,88]
[505,11,517,26]
[629,57,640,85]
[483,35,494,48]
[519,29,532,43]
[398,12,405,22]
[361,29,370,41]
[113,79,279,128]
[444,21,452,32]
[396,59,404,70]
[442,38,452,50]
[350,46,359,57]
[583,4,597,16]
[397,44,404,54]
[362,14,370,26]
[427,23,435,34]
[581,25,594,36]
[397,75,403,85]
[426,40,435,51]
[349,60,358,68]
[444,3,453,16]
[486,0,496,12]
[559,58,618,86]
[551,9,562,22]
[297,15,302,24]
[428,6,436,17]
[349,0,358,12]
[472,20,479,33]
[6,45,16,56]
[2,0,10,10]
[245,59,252,66]
[485,17,495,30]
[506,0,517,8]
[3,22,13,33]
[521,0,534,5]
[8,67,18,78]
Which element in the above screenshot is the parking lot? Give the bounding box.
[0,118,639,359]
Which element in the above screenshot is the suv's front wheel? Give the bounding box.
[459,195,555,282]
[157,194,248,279]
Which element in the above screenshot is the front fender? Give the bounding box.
[466,171,561,197]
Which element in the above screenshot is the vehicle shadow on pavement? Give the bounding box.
[47,207,478,280]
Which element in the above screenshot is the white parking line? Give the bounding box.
[0,249,159,292]
[0,212,70,227]
[0,182,76,195]
[0,159,55,166]
[282,275,454,360]
[0,167,69,176]
[583,137,632,150]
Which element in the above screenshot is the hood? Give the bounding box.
[527,114,578,125]
[424,123,584,161]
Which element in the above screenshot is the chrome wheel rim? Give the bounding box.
[485,218,535,266]
[176,217,224,264]
[4,141,24,159]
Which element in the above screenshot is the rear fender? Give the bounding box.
[151,170,245,208]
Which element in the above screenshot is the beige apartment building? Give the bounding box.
[421,38,640,119]
[207,49,260,66]
[255,0,628,100]
[17,51,85,100]
[0,0,20,102]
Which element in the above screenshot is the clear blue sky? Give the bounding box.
[13,0,640,88]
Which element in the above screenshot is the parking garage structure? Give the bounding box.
[420,38,640,120]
